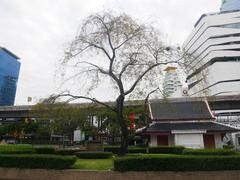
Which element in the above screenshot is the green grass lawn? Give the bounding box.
[71,154,174,170]
[72,159,113,170]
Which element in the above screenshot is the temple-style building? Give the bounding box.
[139,97,238,148]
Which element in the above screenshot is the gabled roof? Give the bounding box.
[141,122,238,134]
[149,98,214,121]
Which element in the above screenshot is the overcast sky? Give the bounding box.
[0,0,221,105]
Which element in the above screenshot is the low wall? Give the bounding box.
[0,168,240,180]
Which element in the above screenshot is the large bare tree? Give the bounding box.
[55,11,184,154]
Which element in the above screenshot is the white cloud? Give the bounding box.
[0,0,221,105]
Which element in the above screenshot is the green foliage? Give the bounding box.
[21,139,62,145]
[72,159,113,170]
[104,146,147,154]
[0,154,77,169]
[104,146,121,154]
[0,145,36,154]
[23,122,39,134]
[35,124,52,139]
[76,151,113,159]
[182,148,236,156]
[128,147,147,153]
[0,122,39,140]
[114,155,240,171]
[223,145,234,149]
[148,146,185,154]
[32,103,89,139]
[34,146,55,154]
[55,148,82,155]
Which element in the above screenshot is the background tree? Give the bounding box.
[54,11,184,154]
[32,101,89,142]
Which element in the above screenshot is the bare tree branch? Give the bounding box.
[50,93,117,113]
[74,61,109,75]
[124,59,183,95]
[144,87,160,123]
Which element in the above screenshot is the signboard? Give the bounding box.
[73,130,85,142]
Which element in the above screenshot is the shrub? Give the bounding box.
[76,151,113,159]
[0,154,77,169]
[128,147,147,153]
[104,146,147,154]
[0,145,36,154]
[35,146,55,154]
[21,139,63,145]
[55,149,82,155]
[104,146,120,154]
[223,145,234,149]
[148,146,185,154]
[183,148,236,156]
[114,155,240,171]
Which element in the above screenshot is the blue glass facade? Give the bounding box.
[0,48,20,106]
[221,0,240,12]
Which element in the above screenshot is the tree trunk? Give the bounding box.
[116,95,129,155]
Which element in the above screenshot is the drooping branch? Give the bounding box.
[144,87,160,123]
[124,60,182,96]
[50,93,117,113]
[74,61,109,75]
[118,52,141,79]
[114,27,143,50]
[95,15,115,58]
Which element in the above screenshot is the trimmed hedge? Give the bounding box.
[76,151,113,159]
[20,139,65,145]
[223,145,234,149]
[0,154,77,169]
[128,147,147,153]
[183,149,236,156]
[104,146,120,154]
[0,145,36,154]
[35,146,55,154]
[104,146,147,154]
[114,155,240,171]
[148,146,185,154]
[55,149,82,155]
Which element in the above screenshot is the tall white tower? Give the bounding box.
[163,66,182,97]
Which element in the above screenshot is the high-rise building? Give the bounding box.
[221,0,240,12]
[163,66,182,97]
[183,1,240,96]
[0,47,21,106]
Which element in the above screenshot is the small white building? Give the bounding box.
[141,98,238,149]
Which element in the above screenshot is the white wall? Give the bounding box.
[150,135,157,146]
[150,133,223,149]
[174,133,204,149]
[214,133,223,149]
[231,132,240,150]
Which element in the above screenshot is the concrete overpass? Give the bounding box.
[0,95,239,119]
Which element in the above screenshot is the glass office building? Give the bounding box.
[221,0,240,12]
[0,47,21,106]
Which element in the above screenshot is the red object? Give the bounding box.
[157,135,169,146]
[203,134,215,149]
[129,123,136,129]
[129,113,136,121]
